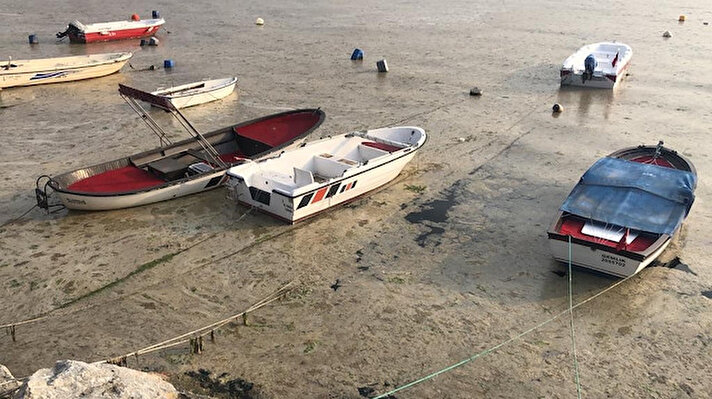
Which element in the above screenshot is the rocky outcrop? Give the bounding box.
[12,360,178,399]
[1,364,21,398]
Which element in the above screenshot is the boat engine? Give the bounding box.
[582,54,596,83]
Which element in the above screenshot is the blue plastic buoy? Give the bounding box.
[350,48,364,60]
[140,39,148,46]
[164,59,175,68]
[152,10,160,19]
[28,34,38,44]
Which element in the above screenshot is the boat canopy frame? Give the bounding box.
[118,84,227,169]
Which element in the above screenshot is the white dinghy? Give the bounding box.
[560,42,632,88]
[151,77,238,109]
[0,52,132,89]
[226,126,426,223]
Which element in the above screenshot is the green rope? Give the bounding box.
[374,249,637,399]
[568,236,583,398]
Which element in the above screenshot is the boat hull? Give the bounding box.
[228,150,418,223]
[0,54,131,89]
[560,60,630,89]
[70,25,162,43]
[54,169,229,211]
[154,79,238,109]
[548,235,671,278]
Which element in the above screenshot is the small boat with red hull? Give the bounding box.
[36,84,324,211]
[547,142,697,277]
[57,17,165,43]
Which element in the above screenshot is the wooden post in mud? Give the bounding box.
[242,313,249,326]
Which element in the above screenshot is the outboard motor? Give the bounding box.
[582,54,596,83]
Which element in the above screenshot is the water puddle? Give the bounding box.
[404,181,461,247]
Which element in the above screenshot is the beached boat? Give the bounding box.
[151,78,238,110]
[547,142,697,277]
[225,126,426,223]
[36,84,324,211]
[560,42,632,88]
[0,52,131,89]
[56,17,165,43]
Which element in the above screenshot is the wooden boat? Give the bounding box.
[560,42,632,88]
[225,126,426,223]
[547,142,697,277]
[0,52,132,89]
[56,18,165,43]
[36,84,325,211]
[151,77,238,110]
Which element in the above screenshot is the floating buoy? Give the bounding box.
[149,37,159,46]
[350,48,364,60]
[552,103,564,113]
[163,59,175,68]
[152,10,161,19]
[376,59,388,73]
[662,30,672,38]
[131,14,140,21]
[256,17,264,26]
[469,86,482,96]
[140,39,148,46]
[704,21,709,26]
[678,15,686,22]
[28,34,38,44]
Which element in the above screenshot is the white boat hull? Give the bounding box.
[0,53,131,89]
[152,77,238,109]
[560,60,630,89]
[55,170,228,211]
[548,236,671,278]
[228,151,417,223]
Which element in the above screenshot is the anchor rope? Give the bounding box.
[373,268,636,398]
[0,204,37,228]
[568,236,583,398]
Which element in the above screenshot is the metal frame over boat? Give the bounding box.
[560,42,632,89]
[57,18,165,43]
[547,142,697,277]
[0,52,132,89]
[150,77,238,110]
[36,84,324,211]
[225,126,426,223]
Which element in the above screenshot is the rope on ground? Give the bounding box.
[373,271,637,399]
[568,236,583,398]
[97,281,295,364]
[1,204,37,228]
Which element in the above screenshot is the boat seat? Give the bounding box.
[293,167,314,187]
[314,154,355,178]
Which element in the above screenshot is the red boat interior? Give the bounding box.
[556,155,675,252]
[65,111,322,194]
[362,141,402,152]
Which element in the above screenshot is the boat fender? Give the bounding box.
[131,14,140,21]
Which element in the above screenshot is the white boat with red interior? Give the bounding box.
[151,77,238,110]
[547,142,697,277]
[57,16,165,43]
[560,42,632,88]
[225,126,426,223]
[36,84,324,211]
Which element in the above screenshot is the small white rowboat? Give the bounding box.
[560,42,632,88]
[547,142,697,277]
[226,126,426,223]
[0,52,132,89]
[151,77,238,110]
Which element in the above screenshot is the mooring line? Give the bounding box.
[373,270,636,398]
[568,236,583,398]
[0,204,37,228]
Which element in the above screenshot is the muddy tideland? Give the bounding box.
[1,1,711,398]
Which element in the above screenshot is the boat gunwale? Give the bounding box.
[49,108,325,197]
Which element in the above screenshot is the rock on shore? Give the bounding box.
[9,360,178,399]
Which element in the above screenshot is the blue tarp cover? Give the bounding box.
[561,157,696,235]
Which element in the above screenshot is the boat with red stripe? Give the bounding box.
[225,127,426,223]
[547,142,697,277]
[57,16,165,43]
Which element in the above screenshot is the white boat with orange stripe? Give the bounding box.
[225,126,426,223]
